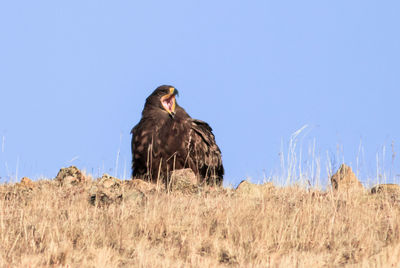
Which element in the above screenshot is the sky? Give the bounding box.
[0,1,399,187]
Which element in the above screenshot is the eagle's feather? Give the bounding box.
[131,85,224,185]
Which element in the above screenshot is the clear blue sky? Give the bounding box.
[1,1,399,187]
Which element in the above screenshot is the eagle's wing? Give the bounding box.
[191,119,214,146]
[189,119,224,185]
[130,122,144,177]
[130,119,156,178]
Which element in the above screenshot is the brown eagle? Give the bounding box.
[131,85,224,185]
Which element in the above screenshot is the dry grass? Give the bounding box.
[1,178,400,267]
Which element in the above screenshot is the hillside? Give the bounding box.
[0,166,400,267]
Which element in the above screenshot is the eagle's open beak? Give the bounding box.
[160,87,178,118]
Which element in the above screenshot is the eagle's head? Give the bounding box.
[145,85,179,118]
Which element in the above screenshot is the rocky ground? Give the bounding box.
[0,165,400,267]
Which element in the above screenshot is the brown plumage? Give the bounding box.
[131,85,224,185]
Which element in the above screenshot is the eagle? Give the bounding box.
[131,85,224,186]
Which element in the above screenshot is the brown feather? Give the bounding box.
[131,85,224,185]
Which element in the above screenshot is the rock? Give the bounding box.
[370,184,400,203]
[55,166,86,187]
[371,184,400,196]
[122,190,145,204]
[3,177,36,204]
[98,174,121,188]
[89,187,122,206]
[125,179,157,194]
[169,169,200,194]
[89,174,144,206]
[171,168,198,184]
[17,177,36,190]
[235,180,275,197]
[89,174,121,206]
[330,164,363,192]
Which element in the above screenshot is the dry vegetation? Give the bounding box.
[1,167,400,267]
